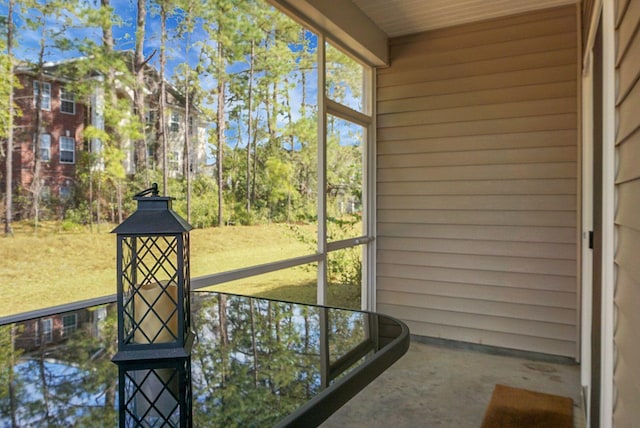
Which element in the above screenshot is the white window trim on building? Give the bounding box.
[60,135,75,164]
[62,313,77,336]
[41,318,53,343]
[34,81,51,111]
[39,134,51,162]
[170,110,180,132]
[60,87,76,115]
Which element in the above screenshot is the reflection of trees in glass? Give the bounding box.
[192,293,321,426]
[1,293,378,426]
[0,305,118,427]
[0,325,21,427]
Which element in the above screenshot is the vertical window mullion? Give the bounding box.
[317,35,327,306]
[363,67,376,311]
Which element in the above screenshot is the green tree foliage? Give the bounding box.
[3,0,363,231]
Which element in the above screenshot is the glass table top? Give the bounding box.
[0,291,409,427]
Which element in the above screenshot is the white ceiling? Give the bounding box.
[351,0,577,38]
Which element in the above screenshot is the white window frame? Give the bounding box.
[60,87,75,115]
[59,185,72,201]
[41,318,53,343]
[170,110,180,133]
[34,81,51,111]
[170,150,181,172]
[62,313,77,336]
[39,134,51,162]
[60,136,75,164]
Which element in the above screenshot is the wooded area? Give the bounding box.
[0,0,365,233]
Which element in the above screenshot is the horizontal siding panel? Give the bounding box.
[615,130,640,182]
[385,33,577,72]
[377,237,576,260]
[615,179,640,231]
[399,319,576,357]
[377,290,576,325]
[614,268,640,355]
[376,303,576,342]
[378,223,576,243]
[378,65,576,101]
[616,0,640,65]
[377,250,575,276]
[613,364,640,428]
[378,147,576,168]
[613,328,640,412]
[378,195,576,211]
[614,225,640,283]
[378,98,577,128]
[377,179,577,196]
[615,3,640,423]
[377,264,576,293]
[377,277,576,308]
[389,6,576,47]
[616,0,632,26]
[379,49,575,88]
[389,16,576,58]
[378,114,577,141]
[378,162,576,182]
[378,82,577,115]
[616,76,640,143]
[377,209,576,227]
[377,130,577,154]
[377,7,577,357]
[616,13,640,101]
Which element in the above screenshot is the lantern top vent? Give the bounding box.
[111,183,193,235]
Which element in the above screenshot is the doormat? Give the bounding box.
[480,384,573,428]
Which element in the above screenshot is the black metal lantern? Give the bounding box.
[112,184,194,363]
[118,357,193,427]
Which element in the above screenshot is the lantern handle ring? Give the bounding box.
[135,183,160,198]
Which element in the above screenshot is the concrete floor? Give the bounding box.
[322,339,583,428]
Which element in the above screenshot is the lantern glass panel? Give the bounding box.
[121,234,182,345]
[120,358,192,427]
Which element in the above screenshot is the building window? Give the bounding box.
[39,134,51,161]
[170,150,180,171]
[60,87,75,114]
[60,136,75,164]
[34,81,51,110]
[41,184,51,201]
[170,111,180,132]
[41,318,53,343]
[59,184,72,201]
[62,313,77,336]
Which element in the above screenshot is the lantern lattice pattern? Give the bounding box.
[120,233,190,346]
[120,358,192,427]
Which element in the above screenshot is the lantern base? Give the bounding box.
[112,331,195,364]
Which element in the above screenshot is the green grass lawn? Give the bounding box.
[0,221,360,318]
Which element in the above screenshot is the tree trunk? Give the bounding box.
[31,25,47,233]
[134,0,148,179]
[9,325,17,427]
[246,40,254,213]
[216,40,225,227]
[4,0,15,236]
[100,0,115,230]
[160,3,168,195]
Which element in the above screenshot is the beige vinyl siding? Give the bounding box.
[376,5,578,357]
[613,0,640,424]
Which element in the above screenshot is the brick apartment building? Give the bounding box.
[3,57,207,218]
